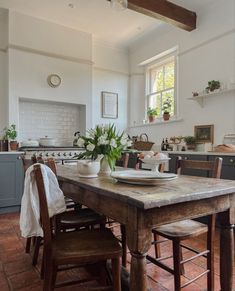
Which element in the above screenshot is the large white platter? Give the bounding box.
[111,170,177,185]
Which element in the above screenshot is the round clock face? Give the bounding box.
[47,74,61,88]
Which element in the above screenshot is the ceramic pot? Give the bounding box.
[148,115,156,123]
[99,156,111,175]
[9,141,18,151]
[163,112,170,121]
[186,143,196,150]
[39,136,56,147]
[77,160,100,178]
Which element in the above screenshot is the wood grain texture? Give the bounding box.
[57,164,235,291]
[128,0,197,31]
[57,165,235,209]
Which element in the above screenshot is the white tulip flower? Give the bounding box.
[110,138,117,148]
[77,138,85,147]
[86,143,95,151]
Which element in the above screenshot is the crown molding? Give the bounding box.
[8,44,94,65]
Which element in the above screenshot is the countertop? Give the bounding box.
[164,150,235,156]
[0,151,24,155]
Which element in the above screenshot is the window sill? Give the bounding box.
[128,117,183,129]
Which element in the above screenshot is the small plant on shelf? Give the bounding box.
[147,107,158,123]
[3,124,18,150]
[184,136,197,150]
[206,80,221,93]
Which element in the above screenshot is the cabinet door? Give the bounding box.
[168,154,207,176]
[0,154,24,208]
[208,155,235,180]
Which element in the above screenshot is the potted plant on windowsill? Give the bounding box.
[4,124,18,151]
[162,99,172,121]
[184,136,197,150]
[147,108,158,123]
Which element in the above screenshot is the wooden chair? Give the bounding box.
[33,163,122,291]
[22,157,105,266]
[147,157,223,291]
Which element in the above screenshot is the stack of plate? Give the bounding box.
[111,170,177,185]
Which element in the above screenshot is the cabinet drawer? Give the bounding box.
[208,155,235,165]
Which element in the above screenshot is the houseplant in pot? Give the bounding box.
[76,124,132,175]
[147,108,158,123]
[162,99,172,121]
[4,124,18,150]
[184,136,197,150]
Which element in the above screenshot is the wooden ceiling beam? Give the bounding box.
[127,0,197,31]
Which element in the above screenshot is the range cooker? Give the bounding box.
[19,146,84,164]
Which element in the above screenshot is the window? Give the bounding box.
[146,55,176,118]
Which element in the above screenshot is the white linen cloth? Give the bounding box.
[20,163,66,238]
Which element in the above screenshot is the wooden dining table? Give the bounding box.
[57,164,235,291]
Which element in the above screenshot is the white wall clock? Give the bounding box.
[47,74,61,88]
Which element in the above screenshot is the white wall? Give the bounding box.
[6,11,93,139]
[0,9,8,135]
[128,0,235,146]
[0,51,8,136]
[2,11,129,141]
[92,42,129,131]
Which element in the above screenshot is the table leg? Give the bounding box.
[219,211,235,291]
[126,225,152,291]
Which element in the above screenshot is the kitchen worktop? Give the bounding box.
[0,151,25,155]
[163,151,235,156]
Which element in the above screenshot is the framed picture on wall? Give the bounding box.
[194,124,214,143]
[101,91,118,119]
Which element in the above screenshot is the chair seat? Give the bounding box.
[153,219,208,240]
[53,229,122,264]
[60,208,105,227]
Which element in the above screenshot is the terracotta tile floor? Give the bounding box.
[0,212,234,290]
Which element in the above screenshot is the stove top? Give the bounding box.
[19,146,84,151]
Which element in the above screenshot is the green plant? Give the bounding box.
[4,124,17,141]
[76,124,132,170]
[184,136,196,145]
[206,80,220,93]
[147,108,158,117]
[162,99,172,114]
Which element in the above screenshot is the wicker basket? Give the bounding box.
[133,141,154,151]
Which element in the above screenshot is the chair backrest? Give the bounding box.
[33,164,53,253]
[176,157,223,178]
[45,158,57,176]
[116,153,129,168]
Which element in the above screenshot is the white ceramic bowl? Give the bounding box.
[77,160,100,178]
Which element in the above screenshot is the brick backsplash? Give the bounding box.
[19,100,81,145]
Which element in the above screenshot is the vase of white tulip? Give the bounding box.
[76,124,132,175]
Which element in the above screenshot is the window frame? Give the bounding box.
[145,53,178,120]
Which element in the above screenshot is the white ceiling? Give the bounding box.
[0,0,215,49]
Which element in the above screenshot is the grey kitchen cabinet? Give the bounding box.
[208,155,235,180]
[168,154,208,177]
[0,153,24,213]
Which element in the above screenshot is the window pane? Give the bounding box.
[148,93,161,116]
[151,67,164,93]
[164,62,174,89]
[162,90,174,115]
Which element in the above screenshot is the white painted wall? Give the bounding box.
[0,9,8,135]
[3,11,129,141]
[8,11,92,60]
[92,43,129,131]
[0,51,8,136]
[128,0,235,146]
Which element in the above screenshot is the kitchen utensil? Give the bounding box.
[39,136,56,147]
[21,139,39,147]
